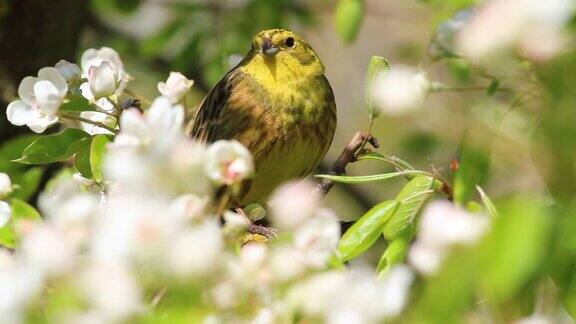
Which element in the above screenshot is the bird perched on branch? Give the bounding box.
[187,28,337,209]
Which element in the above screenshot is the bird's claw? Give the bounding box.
[248,224,278,239]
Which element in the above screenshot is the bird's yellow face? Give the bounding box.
[241,29,325,84]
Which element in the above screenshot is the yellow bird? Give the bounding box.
[188,29,337,207]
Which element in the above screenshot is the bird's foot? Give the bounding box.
[247,223,278,238]
[234,207,278,239]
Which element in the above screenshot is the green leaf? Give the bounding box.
[0,134,38,172]
[480,198,553,302]
[377,225,414,277]
[453,142,489,205]
[10,198,41,220]
[476,185,499,217]
[14,128,90,164]
[365,56,389,121]
[316,170,429,184]
[337,200,399,261]
[74,138,93,178]
[486,79,500,96]
[11,167,43,201]
[90,135,111,183]
[335,0,364,44]
[383,176,435,240]
[59,98,96,113]
[0,198,42,249]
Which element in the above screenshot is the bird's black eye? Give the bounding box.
[285,37,295,48]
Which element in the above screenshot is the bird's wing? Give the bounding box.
[187,69,241,143]
[187,67,268,146]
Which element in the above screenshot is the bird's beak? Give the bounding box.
[261,37,279,56]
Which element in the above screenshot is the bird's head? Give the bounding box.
[246,29,325,77]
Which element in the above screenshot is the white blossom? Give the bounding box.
[55,59,82,83]
[293,209,340,269]
[20,225,75,276]
[457,0,575,62]
[270,181,319,230]
[408,200,490,275]
[80,262,142,321]
[166,219,223,278]
[373,66,429,116]
[0,173,12,199]
[157,71,194,103]
[223,210,250,233]
[81,47,126,82]
[169,194,210,223]
[88,62,118,99]
[204,140,254,186]
[6,67,68,133]
[79,111,116,135]
[0,264,43,323]
[0,201,11,228]
[113,96,184,151]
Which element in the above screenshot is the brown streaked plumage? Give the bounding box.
[187,29,337,205]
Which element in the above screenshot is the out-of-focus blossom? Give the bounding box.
[379,265,415,318]
[166,219,223,278]
[0,201,11,228]
[269,245,306,282]
[88,62,118,99]
[80,262,142,321]
[288,271,346,317]
[204,140,254,186]
[429,10,474,59]
[293,209,340,268]
[21,225,75,276]
[270,181,318,230]
[0,264,42,323]
[252,308,276,324]
[170,194,210,223]
[223,210,250,233]
[38,180,98,247]
[6,67,68,133]
[113,96,184,151]
[408,201,490,275]
[515,314,554,324]
[373,66,429,116]
[290,266,413,323]
[0,173,12,199]
[457,0,574,62]
[157,71,194,103]
[55,59,82,83]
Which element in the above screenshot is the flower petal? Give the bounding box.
[55,60,81,82]
[0,201,11,228]
[18,76,38,105]
[38,67,68,96]
[33,80,62,115]
[27,114,57,133]
[6,100,34,126]
[88,62,117,99]
[119,108,149,139]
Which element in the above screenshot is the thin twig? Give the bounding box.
[59,113,117,134]
[315,131,379,198]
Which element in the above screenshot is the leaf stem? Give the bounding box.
[430,84,510,93]
[59,113,118,134]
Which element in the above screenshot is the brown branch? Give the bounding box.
[315,131,379,198]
